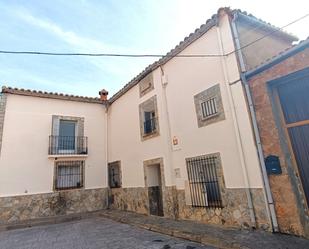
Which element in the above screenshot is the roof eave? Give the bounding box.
[1,86,106,104]
[236,12,298,42]
[245,38,309,79]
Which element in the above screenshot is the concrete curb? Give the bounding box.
[98,211,239,249]
[0,210,103,232]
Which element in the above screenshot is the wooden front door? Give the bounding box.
[275,70,309,206]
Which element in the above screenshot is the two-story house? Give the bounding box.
[1,8,305,237]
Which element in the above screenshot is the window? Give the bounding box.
[108,161,121,188]
[139,95,160,140]
[194,84,225,127]
[139,73,154,97]
[186,154,222,208]
[49,116,88,155]
[144,111,156,134]
[55,161,84,190]
[201,97,218,119]
[59,120,76,151]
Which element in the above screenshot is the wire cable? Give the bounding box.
[0,12,308,58]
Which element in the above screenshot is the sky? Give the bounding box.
[0,0,308,97]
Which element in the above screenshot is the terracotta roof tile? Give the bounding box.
[109,7,298,103]
[1,86,105,104]
[246,36,309,74]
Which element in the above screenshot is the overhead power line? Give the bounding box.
[0,12,308,58]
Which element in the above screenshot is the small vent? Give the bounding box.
[201,98,217,119]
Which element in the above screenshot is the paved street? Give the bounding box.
[0,217,215,249]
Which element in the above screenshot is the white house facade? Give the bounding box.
[0,8,298,232]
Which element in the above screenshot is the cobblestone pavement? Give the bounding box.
[0,217,215,249]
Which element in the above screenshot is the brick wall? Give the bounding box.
[248,47,309,237]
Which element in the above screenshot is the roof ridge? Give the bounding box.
[108,7,227,103]
[109,7,298,104]
[233,9,298,40]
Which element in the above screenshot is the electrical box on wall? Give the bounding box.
[265,155,282,175]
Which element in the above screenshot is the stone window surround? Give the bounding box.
[139,95,160,141]
[53,159,85,192]
[194,84,225,128]
[108,160,122,188]
[143,157,166,215]
[139,73,154,97]
[52,115,84,137]
[184,152,227,208]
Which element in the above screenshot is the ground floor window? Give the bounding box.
[186,153,222,208]
[55,160,84,190]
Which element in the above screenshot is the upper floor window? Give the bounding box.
[139,73,154,97]
[201,97,218,119]
[139,95,160,140]
[49,115,87,155]
[59,120,77,151]
[144,111,156,134]
[194,84,225,127]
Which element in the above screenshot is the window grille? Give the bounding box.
[108,161,121,188]
[186,154,222,208]
[55,161,84,190]
[201,98,218,119]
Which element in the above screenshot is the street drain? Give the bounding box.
[152,239,164,242]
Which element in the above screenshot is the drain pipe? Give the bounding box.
[104,101,110,209]
[230,13,279,232]
[216,24,256,228]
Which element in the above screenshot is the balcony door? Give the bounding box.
[58,120,77,154]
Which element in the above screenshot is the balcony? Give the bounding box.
[48,136,88,156]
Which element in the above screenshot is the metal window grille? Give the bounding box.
[55,161,84,190]
[186,155,222,208]
[201,98,218,119]
[108,161,121,188]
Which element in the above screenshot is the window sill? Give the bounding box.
[201,112,220,121]
[141,131,160,141]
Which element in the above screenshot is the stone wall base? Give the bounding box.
[176,188,270,230]
[0,188,108,225]
[108,186,271,231]
[109,187,148,215]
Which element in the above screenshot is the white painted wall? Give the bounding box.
[1,11,283,198]
[108,12,264,191]
[0,94,107,197]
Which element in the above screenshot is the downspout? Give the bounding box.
[105,101,109,209]
[216,22,256,228]
[230,13,279,232]
[159,65,178,218]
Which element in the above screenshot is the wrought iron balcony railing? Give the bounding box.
[48,136,88,155]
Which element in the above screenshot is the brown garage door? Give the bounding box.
[276,72,309,205]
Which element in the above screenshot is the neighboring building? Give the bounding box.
[0,88,109,222]
[0,8,304,237]
[246,38,309,237]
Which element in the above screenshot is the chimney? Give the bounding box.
[99,89,108,101]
